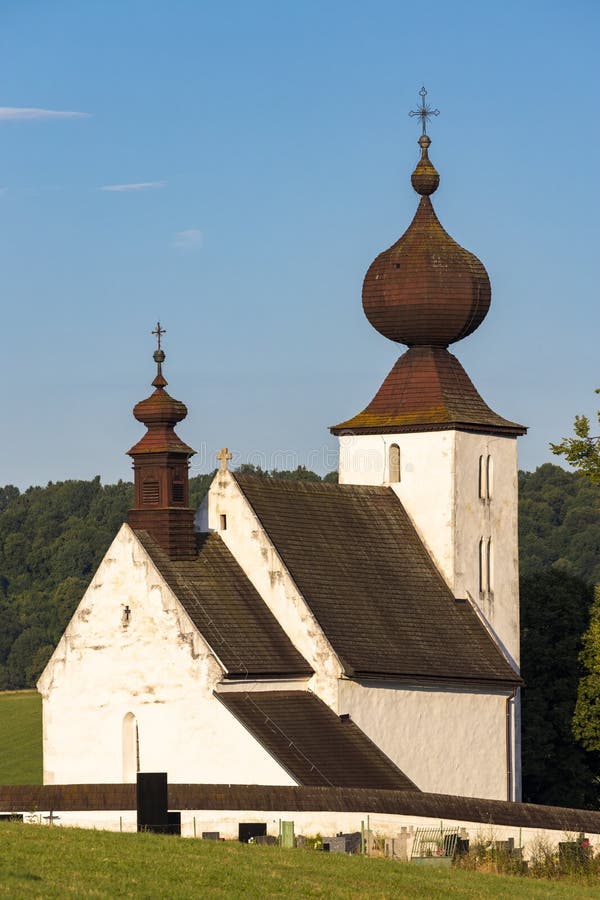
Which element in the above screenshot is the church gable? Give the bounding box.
[199,469,345,706]
[37,523,224,698]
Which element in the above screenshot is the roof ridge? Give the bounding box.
[233,473,393,495]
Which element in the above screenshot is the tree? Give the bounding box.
[573,586,600,752]
[520,570,600,808]
[551,389,600,483]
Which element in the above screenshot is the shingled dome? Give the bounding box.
[362,134,491,348]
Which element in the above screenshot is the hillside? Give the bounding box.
[0,822,595,899]
[519,464,600,584]
[0,691,42,784]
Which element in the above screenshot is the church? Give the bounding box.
[38,110,526,803]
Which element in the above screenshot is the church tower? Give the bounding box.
[127,323,197,560]
[331,93,526,668]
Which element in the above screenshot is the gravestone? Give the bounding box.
[238,822,267,843]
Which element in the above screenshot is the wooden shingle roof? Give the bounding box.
[134,530,312,679]
[217,690,416,790]
[331,346,526,436]
[234,475,520,685]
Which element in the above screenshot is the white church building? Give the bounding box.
[38,125,526,803]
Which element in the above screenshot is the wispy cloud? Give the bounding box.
[172,228,203,251]
[100,181,166,192]
[0,107,90,121]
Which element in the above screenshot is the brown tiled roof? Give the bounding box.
[234,476,519,684]
[216,690,416,790]
[331,346,526,436]
[134,530,312,679]
[4,784,600,834]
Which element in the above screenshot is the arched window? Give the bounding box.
[122,712,140,783]
[486,538,493,593]
[478,455,485,499]
[389,444,400,483]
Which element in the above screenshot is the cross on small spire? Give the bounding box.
[409,86,440,136]
[152,321,166,351]
[217,447,232,472]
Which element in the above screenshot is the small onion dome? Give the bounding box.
[128,348,195,457]
[133,388,188,428]
[362,136,490,348]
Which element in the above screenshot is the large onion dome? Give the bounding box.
[362,135,491,348]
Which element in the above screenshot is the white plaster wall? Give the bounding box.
[197,472,343,708]
[339,680,510,801]
[454,432,520,667]
[37,525,295,788]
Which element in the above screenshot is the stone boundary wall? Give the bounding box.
[2,784,600,834]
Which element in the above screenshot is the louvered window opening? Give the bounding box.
[142,481,160,504]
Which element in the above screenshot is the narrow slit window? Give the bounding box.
[478,455,485,499]
[478,538,485,594]
[389,444,400,483]
[487,538,493,592]
[486,455,493,500]
[220,514,227,531]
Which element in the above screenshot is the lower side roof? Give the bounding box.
[134,529,312,679]
[216,690,417,791]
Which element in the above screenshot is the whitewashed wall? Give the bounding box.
[339,679,511,800]
[37,525,295,787]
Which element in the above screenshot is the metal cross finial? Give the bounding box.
[409,86,440,136]
[217,447,233,472]
[152,321,166,352]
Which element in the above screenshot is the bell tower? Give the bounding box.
[331,90,526,668]
[127,323,197,559]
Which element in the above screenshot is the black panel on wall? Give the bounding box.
[137,772,168,833]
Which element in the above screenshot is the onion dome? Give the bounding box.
[362,134,491,348]
[128,345,195,457]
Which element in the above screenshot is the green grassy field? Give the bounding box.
[1,823,599,899]
[0,690,42,784]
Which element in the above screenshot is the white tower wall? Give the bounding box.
[338,429,520,668]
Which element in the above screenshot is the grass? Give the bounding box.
[0,690,42,784]
[1,823,599,899]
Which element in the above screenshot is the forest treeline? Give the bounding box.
[0,461,599,806]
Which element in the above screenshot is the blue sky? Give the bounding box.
[0,0,598,487]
